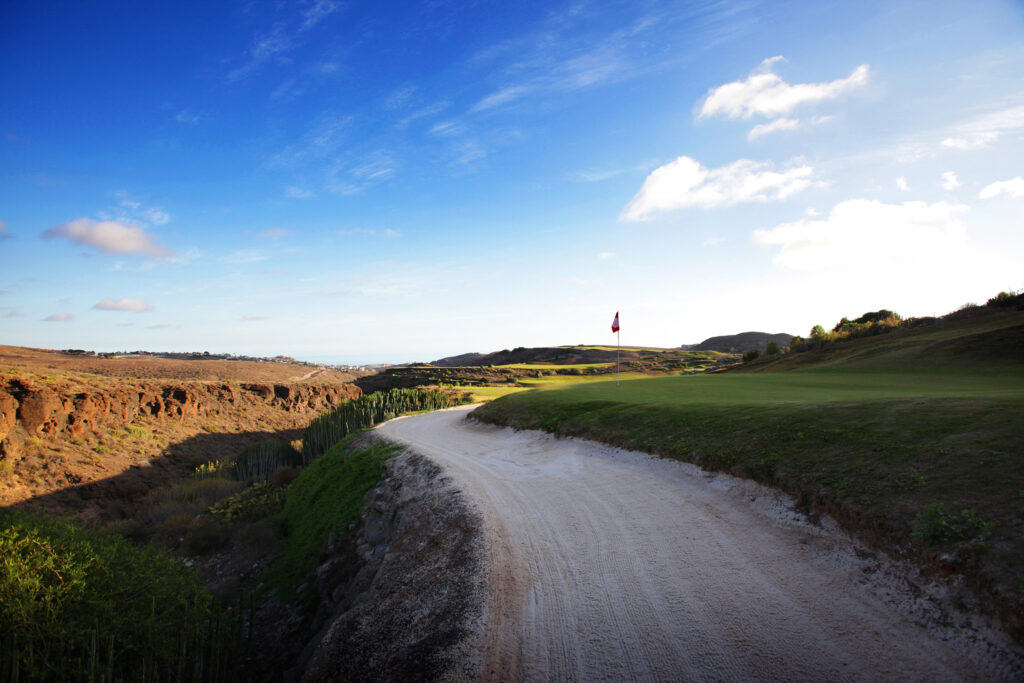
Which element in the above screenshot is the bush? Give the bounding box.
[911,503,993,546]
[742,349,760,363]
[0,510,222,681]
[765,342,779,356]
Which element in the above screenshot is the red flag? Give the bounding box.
[611,311,620,333]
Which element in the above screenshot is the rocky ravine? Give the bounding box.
[0,374,360,514]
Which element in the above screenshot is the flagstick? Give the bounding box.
[617,328,620,386]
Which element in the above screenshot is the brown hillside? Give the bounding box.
[0,348,362,522]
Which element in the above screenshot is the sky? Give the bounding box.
[1,0,1022,365]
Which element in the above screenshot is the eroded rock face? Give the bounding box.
[0,390,18,442]
[0,376,360,448]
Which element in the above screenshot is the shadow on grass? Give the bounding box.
[3,426,305,524]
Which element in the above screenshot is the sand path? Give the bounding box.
[377,405,1021,682]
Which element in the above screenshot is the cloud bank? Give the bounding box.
[621,156,813,221]
[44,218,170,258]
[979,177,1024,199]
[751,199,968,270]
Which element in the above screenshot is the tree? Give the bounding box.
[810,325,827,343]
[766,341,779,355]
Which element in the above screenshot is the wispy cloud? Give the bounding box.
[941,171,960,190]
[0,220,9,240]
[896,177,910,192]
[621,156,814,221]
[241,315,270,321]
[979,177,1024,199]
[940,104,1024,151]
[700,57,869,121]
[227,1,341,83]
[43,218,171,258]
[259,228,291,240]
[44,313,73,322]
[93,297,154,312]
[175,109,200,125]
[751,199,968,270]
[471,85,533,113]
[285,186,314,199]
[222,250,268,264]
[336,228,399,238]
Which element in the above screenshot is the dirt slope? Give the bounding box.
[377,406,1023,681]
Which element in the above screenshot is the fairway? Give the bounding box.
[534,368,1024,405]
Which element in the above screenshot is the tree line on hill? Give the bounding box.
[741,289,1023,364]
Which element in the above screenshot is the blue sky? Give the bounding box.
[2,0,1022,364]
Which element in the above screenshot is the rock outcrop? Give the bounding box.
[0,376,360,459]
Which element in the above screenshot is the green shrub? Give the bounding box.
[0,510,221,681]
[911,503,993,546]
[742,349,760,363]
[209,481,287,523]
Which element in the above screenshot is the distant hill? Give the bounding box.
[687,332,793,354]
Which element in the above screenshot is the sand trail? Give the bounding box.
[377,405,1021,682]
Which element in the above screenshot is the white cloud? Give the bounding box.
[747,117,800,140]
[979,177,1024,199]
[285,186,314,199]
[93,298,154,312]
[941,171,960,190]
[241,315,270,321]
[44,313,73,322]
[43,218,171,258]
[597,252,615,260]
[941,133,999,150]
[751,199,968,270]
[896,177,910,192]
[700,58,869,120]
[621,156,814,221]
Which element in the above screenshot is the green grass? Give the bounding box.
[499,362,615,369]
[265,436,400,594]
[474,366,1024,639]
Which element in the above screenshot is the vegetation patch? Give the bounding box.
[265,436,401,594]
[301,387,470,462]
[0,510,230,681]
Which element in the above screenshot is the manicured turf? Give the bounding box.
[527,369,1024,406]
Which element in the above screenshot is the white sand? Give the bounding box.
[377,405,1022,682]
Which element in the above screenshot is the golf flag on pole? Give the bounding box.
[611,311,620,333]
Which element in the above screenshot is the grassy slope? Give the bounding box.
[266,436,400,594]
[473,311,1024,639]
